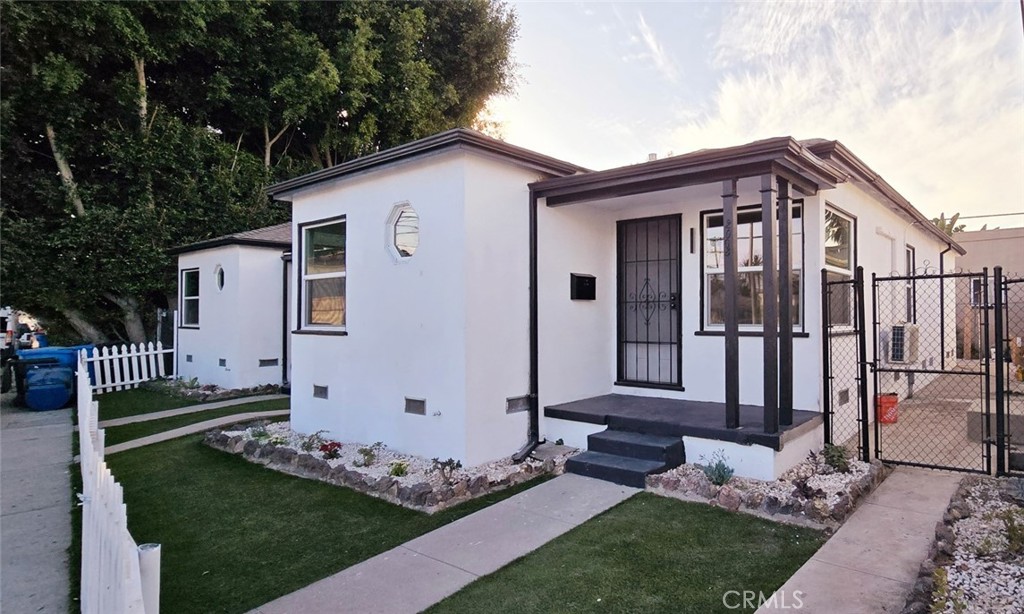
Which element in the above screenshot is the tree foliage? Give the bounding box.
[932,212,966,236]
[0,0,518,343]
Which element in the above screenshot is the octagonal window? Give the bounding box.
[393,206,419,258]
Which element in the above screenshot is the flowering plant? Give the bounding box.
[319,441,342,460]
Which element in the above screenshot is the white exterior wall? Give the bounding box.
[288,153,471,464]
[461,156,538,464]
[176,245,286,389]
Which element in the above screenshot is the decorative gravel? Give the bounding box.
[206,420,578,512]
[648,448,888,527]
[934,478,1024,613]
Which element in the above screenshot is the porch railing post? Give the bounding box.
[760,174,779,434]
[994,266,1005,475]
[722,178,740,429]
[777,177,793,425]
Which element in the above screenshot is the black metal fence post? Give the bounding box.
[994,266,1006,475]
[855,266,870,463]
[821,268,832,444]
[871,272,881,460]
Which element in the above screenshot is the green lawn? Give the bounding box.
[102,398,290,445]
[102,436,551,613]
[428,493,825,614]
[95,388,201,421]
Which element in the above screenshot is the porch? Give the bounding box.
[545,394,822,451]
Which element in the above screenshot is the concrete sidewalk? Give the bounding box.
[1,395,72,613]
[104,409,289,455]
[250,473,638,614]
[758,466,962,614]
[98,393,288,428]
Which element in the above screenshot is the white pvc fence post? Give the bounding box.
[138,543,161,614]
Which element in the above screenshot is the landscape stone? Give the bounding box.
[716,485,741,511]
[242,439,259,456]
[269,447,297,467]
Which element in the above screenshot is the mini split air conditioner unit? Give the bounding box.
[890,323,920,364]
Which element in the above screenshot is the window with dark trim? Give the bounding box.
[700,202,804,330]
[905,245,916,323]
[824,207,856,327]
[181,269,200,327]
[300,218,346,329]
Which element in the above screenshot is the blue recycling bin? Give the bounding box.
[23,366,74,411]
[17,345,96,385]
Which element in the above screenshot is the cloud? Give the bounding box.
[671,1,1024,222]
[636,11,679,83]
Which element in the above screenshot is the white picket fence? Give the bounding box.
[83,342,174,394]
[77,354,161,613]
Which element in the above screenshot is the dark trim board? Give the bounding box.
[545,394,821,451]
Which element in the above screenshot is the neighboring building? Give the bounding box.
[953,227,1024,359]
[257,129,962,480]
[169,223,291,390]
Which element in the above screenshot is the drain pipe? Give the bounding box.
[281,251,292,391]
[938,242,953,370]
[513,187,542,463]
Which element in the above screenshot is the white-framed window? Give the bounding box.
[824,206,856,327]
[301,218,346,329]
[386,203,419,260]
[181,269,200,327]
[702,203,804,329]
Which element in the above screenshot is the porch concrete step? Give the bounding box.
[588,429,685,466]
[564,451,665,488]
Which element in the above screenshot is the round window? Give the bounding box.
[393,207,419,258]
[215,266,225,291]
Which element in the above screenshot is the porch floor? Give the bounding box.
[545,394,822,451]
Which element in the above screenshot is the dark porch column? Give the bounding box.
[777,178,794,425]
[722,179,740,429]
[760,174,779,434]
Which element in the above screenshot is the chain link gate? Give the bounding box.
[870,270,992,473]
[996,269,1024,476]
[822,267,870,461]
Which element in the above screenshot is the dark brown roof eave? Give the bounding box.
[267,128,588,199]
[167,238,291,256]
[807,141,966,255]
[530,136,843,205]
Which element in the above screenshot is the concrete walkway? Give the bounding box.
[104,409,289,455]
[758,466,962,614]
[250,473,638,614]
[98,393,288,428]
[1,396,72,613]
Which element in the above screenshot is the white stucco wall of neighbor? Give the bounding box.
[287,152,542,467]
[176,245,286,389]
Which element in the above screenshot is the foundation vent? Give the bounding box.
[405,398,426,415]
[313,385,329,399]
[259,358,279,368]
[506,395,531,414]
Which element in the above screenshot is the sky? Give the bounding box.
[486,0,1024,230]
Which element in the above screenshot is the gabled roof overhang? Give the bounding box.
[530,137,844,207]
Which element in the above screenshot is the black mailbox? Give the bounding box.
[570,273,596,300]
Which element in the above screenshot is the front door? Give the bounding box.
[617,215,682,388]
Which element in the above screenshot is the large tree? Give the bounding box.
[0,0,518,344]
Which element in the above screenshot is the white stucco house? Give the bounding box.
[169,223,292,390]
[181,129,965,484]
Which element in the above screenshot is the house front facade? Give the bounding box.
[262,130,962,480]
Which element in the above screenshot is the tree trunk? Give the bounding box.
[134,56,148,132]
[263,122,289,168]
[103,293,147,344]
[44,124,85,216]
[61,308,109,345]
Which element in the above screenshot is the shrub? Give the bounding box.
[355,442,384,467]
[319,441,342,460]
[701,450,734,486]
[389,461,409,477]
[999,508,1024,554]
[300,430,329,453]
[249,425,269,441]
[431,457,463,485]
[822,443,851,473]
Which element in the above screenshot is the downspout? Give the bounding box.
[938,242,953,370]
[513,186,541,462]
[281,251,292,391]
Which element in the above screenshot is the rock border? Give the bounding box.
[901,475,1024,614]
[203,428,572,514]
[141,378,283,403]
[647,458,890,529]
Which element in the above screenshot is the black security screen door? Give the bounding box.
[617,215,682,387]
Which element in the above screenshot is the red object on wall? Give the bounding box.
[876,393,899,424]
